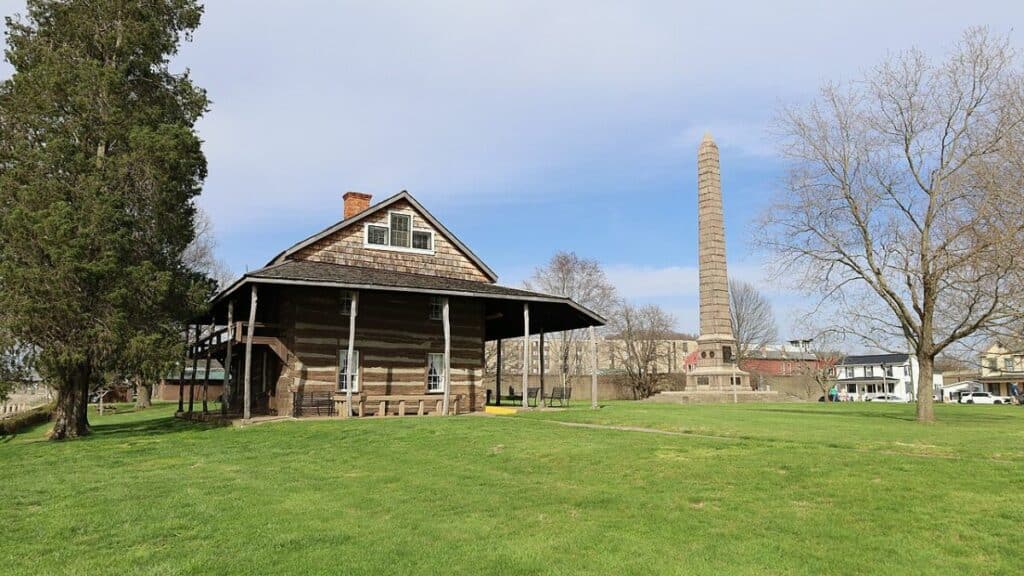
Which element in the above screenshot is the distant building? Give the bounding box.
[836,353,943,401]
[975,342,1024,397]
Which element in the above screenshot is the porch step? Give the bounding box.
[484,406,519,416]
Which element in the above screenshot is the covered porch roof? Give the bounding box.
[202,260,605,339]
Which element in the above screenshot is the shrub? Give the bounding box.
[0,402,55,436]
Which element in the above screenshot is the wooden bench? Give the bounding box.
[503,387,541,407]
[292,390,335,417]
[544,386,572,407]
[333,394,462,417]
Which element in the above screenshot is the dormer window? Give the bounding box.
[413,231,432,250]
[390,213,411,247]
[367,225,388,246]
[363,211,435,254]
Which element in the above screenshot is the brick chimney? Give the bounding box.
[343,192,372,219]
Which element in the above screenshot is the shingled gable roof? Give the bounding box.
[267,190,499,282]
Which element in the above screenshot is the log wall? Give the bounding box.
[270,287,486,416]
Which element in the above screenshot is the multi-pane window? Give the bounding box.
[427,353,445,392]
[988,358,998,371]
[844,367,855,379]
[429,296,444,320]
[367,225,388,245]
[390,213,411,248]
[365,213,433,251]
[412,230,432,250]
[338,350,360,392]
[340,292,353,315]
[1005,358,1014,371]
[885,365,894,377]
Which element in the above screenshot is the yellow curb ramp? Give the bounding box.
[484,406,518,416]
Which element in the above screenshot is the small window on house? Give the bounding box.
[367,225,388,245]
[1004,358,1014,371]
[722,346,732,363]
[338,350,360,392]
[988,358,998,371]
[429,296,444,320]
[845,367,855,379]
[340,292,353,316]
[846,384,856,394]
[412,231,432,250]
[885,365,894,377]
[390,213,411,247]
[427,353,445,393]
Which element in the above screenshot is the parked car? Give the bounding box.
[866,394,904,402]
[959,392,1011,405]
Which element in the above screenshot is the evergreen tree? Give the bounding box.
[0,0,210,438]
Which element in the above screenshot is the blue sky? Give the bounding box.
[2,1,1021,335]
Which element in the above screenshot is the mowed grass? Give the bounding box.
[1,402,1022,575]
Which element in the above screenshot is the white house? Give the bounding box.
[835,353,942,401]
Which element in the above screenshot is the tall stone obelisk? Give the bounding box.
[687,133,748,390]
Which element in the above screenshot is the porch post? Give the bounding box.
[539,329,545,401]
[590,325,598,409]
[442,296,451,415]
[222,300,234,416]
[496,339,502,406]
[188,324,199,413]
[243,284,258,421]
[345,290,358,417]
[202,320,213,414]
[522,303,529,409]
[176,325,188,413]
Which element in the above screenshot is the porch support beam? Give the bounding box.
[188,324,199,413]
[243,284,258,421]
[202,320,213,414]
[222,300,234,416]
[522,303,529,409]
[590,325,598,409]
[496,339,502,405]
[176,326,188,414]
[344,290,358,417]
[442,296,451,415]
[539,329,545,401]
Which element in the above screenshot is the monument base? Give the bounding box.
[686,365,749,391]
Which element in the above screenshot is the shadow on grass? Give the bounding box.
[87,415,227,440]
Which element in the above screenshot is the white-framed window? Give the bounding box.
[427,353,445,393]
[844,367,855,379]
[339,291,353,316]
[362,211,435,253]
[412,230,432,250]
[885,365,894,377]
[1004,358,1014,371]
[390,213,411,248]
[367,225,388,246]
[338,350,360,392]
[429,296,443,320]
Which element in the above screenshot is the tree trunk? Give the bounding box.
[50,364,92,440]
[916,352,935,422]
[135,376,152,409]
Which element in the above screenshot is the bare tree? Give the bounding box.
[524,252,618,387]
[609,302,676,399]
[729,278,778,362]
[761,28,1024,422]
[185,208,235,291]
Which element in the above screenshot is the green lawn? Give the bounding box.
[2,401,1022,575]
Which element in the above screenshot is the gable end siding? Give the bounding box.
[291,199,492,282]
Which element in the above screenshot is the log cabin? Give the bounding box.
[179,191,604,419]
